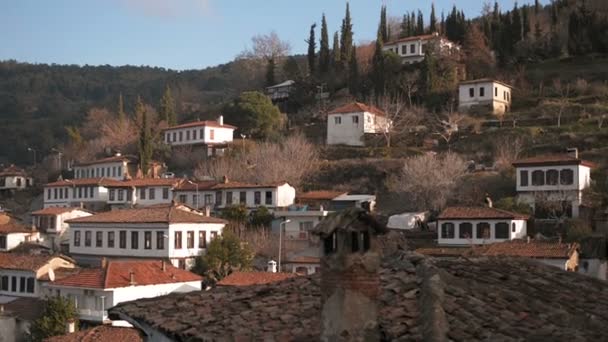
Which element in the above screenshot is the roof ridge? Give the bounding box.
[416,257,449,341]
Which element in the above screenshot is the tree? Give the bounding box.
[372,22,386,96]
[534,0,540,15]
[376,94,424,149]
[348,45,360,96]
[306,23,317,76]
[379,5,389,43]
[282,56,301,80]
[192,230,253,282]
[250,206,274,227]
[29,296,78,341]
[340,2,354,69]
[512,2,523,43]
[463,24,495,79]
[522,5,531,39]
[265,58,276,87]
[417,10,425,35]
[430,3,437,33]
[223,91,282,139]
[240,31,291,61]
[387,153,468,211]
[137,96,153,174]
[433,111,465,148]
[399,14,410,38]
[159,85,176,125]
[319,14,331,73]
[543,79,571,128]
[117,93,126,121]
[332,31,341,69]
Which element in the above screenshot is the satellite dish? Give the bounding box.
[48,268,55,282]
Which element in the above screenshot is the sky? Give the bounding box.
[0,0,548,71]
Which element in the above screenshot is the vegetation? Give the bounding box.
[28,296,77,341]
[222,91,282,139]
[192,230,254,282]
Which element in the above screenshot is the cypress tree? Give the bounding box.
[372,26,385,96]
[307,23,317,75]
[534,0,540,15]
[512,2,523,43]
[136,96,152,174]
[417,10,424,35]
[441,11,446,34]
[117,93,126,122]
[340,3,354,69]
[522,5,530,39]
[319,14,330,73]
[265,58,276,86]
[332,31,341,69]
[348,45,359,96]
[380,5,389,43]
[159,86,176,126]
[400,14,409,38]
[410,12,416,36]
[430,3,437,33]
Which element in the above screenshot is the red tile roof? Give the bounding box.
[174,180,218,191]
[50,260,202,289]
[328,102,386,117]
[31,207,91,216]
[105,178,184,188]
[217,271,296,286]
[438,207,529,220]
[385,33,439,45]
[417,240,573,259]
[66,204,227,224]
[164,120,237,131]
[45,326,144,342]
[296,190,346,201]
[0,253,73,272]
[512,155,596,168]
[459,78,513,88]
[285,256,321,264]
[73,155,135,167]
[45,178,125,187]
[0,213,32,234]
[0,165,28,177]
[210,181,287,190]
[4,298,46,322]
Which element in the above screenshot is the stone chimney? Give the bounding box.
[129,270,136,286]
[66,319,76,334]
[485,194,493,208]
[267,260,277,273]
[567,147,579,159]
[222,175,229,184]
[312,208,388,342]
[161,260,166,272]
[114,151,122,157]
[100,257,108,269]
[218,115,224,126]
[204,206,211,217]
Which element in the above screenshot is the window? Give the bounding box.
[204,194,213,205]
[495,87,498,97]
[112,167,116,177]
[215,191,222,205]
[0,236,5,249]
[211,231,218,240]
[78,187,82,198]
[476,222,491,239]
[459,223,473,239]
[265,191,272,205]
[54,188,58,199]
[186,130,190,140]
[174,231,182,249]
[163,188,169,200]
[74,231,81,246]
[421,43,426,54]
[560,169,574,185]
[179,194,187,203]
[520,170,529,187]
[179,131,183,142]
[441,223,455,239]
[84,231,91,247]
[199,231,206,248]
[192,129,197,140]
[480,87,485,97]
[469,87,475,97]
[199,128,204,140]
[157,231,165,249]
[226,191,233,205]
[144,231,152,249]
[512,223,517,233]
[119,231,127,249]
[193,194,199,207]
[118,166,122,177]
[178,259,186,269]
[546,169,559,185]
[19,277,26,293]
[109,189,116,201]
[118,189,124,201]
[149,188,155,200]
[239,191,246,203]
[65,188,69,198]
[1,276,8,291]
[495,222,510,239]
[108,232,115,248]
[131,231,139,249]
[166,133,170,143]
[26,277,35,293]
[96,231,103,247]
[140,188,146,200]
[172,132,177,142]
[352,116,359,124]
[101,168,105,177]
[254,191,261,205]
[504,91,507,100]
[210,129,215,140]
[47,189,51,200]
[334,116,341,125]
[11,276,16,292]
[410,43,415,53]
[187,231,194,248]
[401,44,407,55]
[532,170,545,186]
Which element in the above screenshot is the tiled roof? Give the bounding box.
[385,33,439,45]
[328,102,386,117]
[210,180,288,190]
[65,204,227,225]
[74,155,135,167]
[459,78,513,88]
[45,326,144,342]
[105,178,184,188]
[49,260,202,289]
[438,206,529,220]
[285,256,321,264]
[31,207,91,216]
[4,297,46,321]
[0,165,27,177]
[164,120,237,131]
[0,213,32,234]
[0,253,72,272]
[45,178,125,187]
[296,190,346,201]
[174,180,218,191]
[417,240,572,259]
[512,155,597,168]
[110,250,608,341]
[217,272,296,286]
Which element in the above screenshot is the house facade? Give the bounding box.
[266,80,295,102]
[44,259,202,323]
[326,102,391,146]
[513,153,593,218]
[273,208,330,241]
[0,254,75,299]
[0,165,33,191]
[73,154,164,180]
[437,207,528,246]
[382,33,460,64]
[163,117,235,157]
[105,178,184,208]
[31,207,92,252]
[458,79,513,115]
[43,178,123,210]
[0,213,39,251]
[66,203,227,269]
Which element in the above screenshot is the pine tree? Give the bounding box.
[265,58,276,86]
[332,31,341,69]
[512,2,523,43]
[522,5,530,39]
[493,2,500,21]
[379,5,389,43]
[159,86,176,126]
[348,45,359,96]
[136,96,152,174]
[319,14,330,73]
[117,93,126,121]
[340,2,354,69]
[307,23,317,75]
[417,10,424,35]
[430,3,437,33]
[400,14,409,38]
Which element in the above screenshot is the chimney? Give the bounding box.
[204,206,211,217]
[129,270,136,286]
[485,194,493,208]
[66,319,76,334]
[100,257,108,269]
[222,175,229,184]
[161,260,166,272]
[114,151,122,157]
[527,236,531,244]
[267,260,277,273]
[218,115,224,126]
[313,209,387,342]
[0,304,4,314]
[567,147,579,159]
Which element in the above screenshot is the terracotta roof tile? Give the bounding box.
[385,33,440,45]
[164,120,237,131]
[459,78,513,88]
[417,240,572,259]
[4,298,46,321]
[285,256,321,264]
[0,253,73,272]
[0,165,28,177]
[65,204,227,225]
[328,102,386,117]
[438,206,529,220]
[74,155,135,167]
[296,191,346,201]
[513,155,597,168]
[45,326,144,342]
[217,272,296,286]
[31,207,92,216]
[210,180,288,190]
[174,180,218,191]
[0,213,32,234]
[105,178,184,188]
[45,178,125,187]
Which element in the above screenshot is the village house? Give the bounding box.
[0,165,33,192]
[42,178,124,210]
[0,297,45,342]
[66,203,227,269]
[46,326,144,342]
[163,116,236,157]
[513,150,593,219]
[72,153,164,180]
[30,207,92,253]
[382,32,460,64]
[283,255,320,275]
[44,259,202,323]
[105,177,185,209]
[295,190,347,209]
[437,207,528,245]
[273,207,330,241]
[0,212,39,252]
[326,102,391,147]
[458,79,513,115]
[266,80,295,102]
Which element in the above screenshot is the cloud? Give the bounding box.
[120,0,213,19]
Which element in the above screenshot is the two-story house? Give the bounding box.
[0,212,39,251]
[105,178,185,209]
[326,102,391,147]
[31,207,92,253]
[43,178,123,211]
[458,79,513,115]
[513,152,594,218]
[163,117,236,157]
[0,165,33,192]
[266,80,295,102]
[72,154,165,180]
[45,259,202,323]
[382,32,460,64]
[66,203,227,269]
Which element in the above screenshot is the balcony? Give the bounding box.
[78,308,108,322]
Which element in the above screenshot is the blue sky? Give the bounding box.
[0,0,547,70]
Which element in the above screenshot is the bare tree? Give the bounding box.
[433,111,465,148]
[543,79,571,128]
[398,70,420,107]
[493,136,524,171]
[375,94,424,149]
[387,153,468,211]
[239,31,291,61]
[533,190,577,224]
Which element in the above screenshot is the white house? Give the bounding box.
[458,79,513,115]
[0,213,39,252]
[326,102,391,146]
[331,194,376,212]
[266,80,295,101]
[31,207,92,253]
[163,117,236,157]
[45,259,202,323]
[382,32,460,64]
[43,178,123,211]
[513,152,594,219]
[273,207,331,241]
[0,165,33,191]
[66,203,227,269]
[437,207,528,246]
[73,154,165,180]
[105,178,185,208]
[0,254,75,299]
